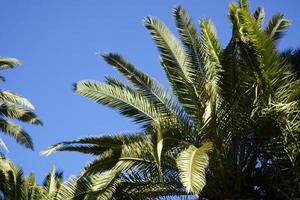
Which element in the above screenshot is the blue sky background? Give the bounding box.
[0,0,299,184]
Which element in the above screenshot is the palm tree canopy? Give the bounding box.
[44,0,300,199]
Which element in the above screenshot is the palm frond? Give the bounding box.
[0,138,8,151]
[74,81,161,127]
[176,142,213,195]
[253,7,265,28]
[238,0,249,10]
[0,57,20,70]
[55,171,120,200]
[200,19,222,107]
[173,6,205,89]
[264,13,290,42]
[0,118,33,149]
[41,132,146,156]
[145,16,204,122]
[0,90,34,109]
[102,54,189,123]
[0,104,42,125]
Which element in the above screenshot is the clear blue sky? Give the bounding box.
[0,0,299,184]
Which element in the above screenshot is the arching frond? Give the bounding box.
[264,13,290,42]
[74,81,161,127]
[0,57,20,70]
[41,132,147,156]
[0,104,42,125]
[0,90,34,109]
[101,53,185,116]
[0,119,33,149]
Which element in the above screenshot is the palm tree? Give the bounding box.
[0,157,63,200]
[44,0,300,199]
[0,57,42,151]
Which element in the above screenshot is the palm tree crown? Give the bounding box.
[44,0,300,199]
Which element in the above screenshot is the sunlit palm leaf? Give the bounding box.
[176,142,213,195]
[0,57,20,70]
[173,6,205,90]
[75,81,161,127]
[264,13,290,42]
[0,91,34,109]
[145,17,204,122]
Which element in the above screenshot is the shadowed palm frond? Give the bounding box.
[0,119,33,149]
[0,104,42,125]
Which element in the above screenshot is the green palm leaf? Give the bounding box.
[0,119,33,149]
[101,53,184,115]
[200,19,222,108]
[0,91,34,109]
[264,13,290,42]
[74,81,161,127]
[173,6,205,90]
[0,57,20,69]
[176,142,213,195]
[253,7,265,28]
[145,17,204,122]
[0,104,42,125]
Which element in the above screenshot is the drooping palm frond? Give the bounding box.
[0,104,41,125]
[82,138,156,176]
[0,119,34,150]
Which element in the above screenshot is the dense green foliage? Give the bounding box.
[42,0,300,199]
[0,0,299,199]
[0,157,63,200]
